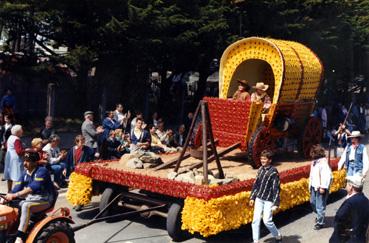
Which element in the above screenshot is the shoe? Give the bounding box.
[275,235,282,243]
[314,223,324,230]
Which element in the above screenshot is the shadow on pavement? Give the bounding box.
[264,235,302,243]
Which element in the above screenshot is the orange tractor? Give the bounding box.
[0,192,75,243]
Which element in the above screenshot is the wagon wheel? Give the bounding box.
[248,126,276,168]
[300,117,323,158]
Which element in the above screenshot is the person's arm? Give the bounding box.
[250,169,261,201]
[14,139,23,155]
[335,200,351,223]
[362,146,369,177]
[320,159,332,189]
[272,171,280,207]
[11,174,25,193]
[85,123,97,138]
[338,146,348,170]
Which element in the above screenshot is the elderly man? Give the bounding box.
[329,175,369,243]
[338,131,369,177]
[81,111,104,157]
[4,149,56,243]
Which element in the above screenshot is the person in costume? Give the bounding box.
[338,131,368,177]
[232,79,250,101]
[251,82,272,112]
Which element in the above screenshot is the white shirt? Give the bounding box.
[309,157,332,190]
[338,144,369,176]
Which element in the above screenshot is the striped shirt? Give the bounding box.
[250,165,280,206]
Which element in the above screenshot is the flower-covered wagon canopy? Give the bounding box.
[218,37,323,103]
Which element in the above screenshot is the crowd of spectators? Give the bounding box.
[1,103,188,191]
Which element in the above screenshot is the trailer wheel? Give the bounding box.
[248,126,276,168]
[99,187,120,218]
[166,203,188,242]
[35,221,75,243]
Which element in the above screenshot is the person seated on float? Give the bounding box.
[3,149,56,243]
[251,82,272,112]
[148,124,176,153]
[66,135,94,177]
[232,79,251,101]
[103,129,125,159]
[130,118,150,152]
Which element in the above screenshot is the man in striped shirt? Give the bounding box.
[249,150,282,243]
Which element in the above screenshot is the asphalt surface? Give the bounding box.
[0,136,368,243]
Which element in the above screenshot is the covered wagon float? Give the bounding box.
[66,37,346,240]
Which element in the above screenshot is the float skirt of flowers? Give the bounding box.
[66,172,93,206]
[181,169,346,237]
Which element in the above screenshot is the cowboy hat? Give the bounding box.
[346,175,364,188]
[347,131,363,138]
[237,79,249,85]
[253,82,269,91]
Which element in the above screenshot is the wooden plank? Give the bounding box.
[153,139,219,171]
[179,142,241,173]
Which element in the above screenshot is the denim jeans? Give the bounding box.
[252,198,280,242]
[50,162,66,185]
[310,187,329,225]
[347,162,362,177]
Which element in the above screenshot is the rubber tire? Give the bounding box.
[166,203,188,242]
[35,221,75,243]
[99,187,119,218]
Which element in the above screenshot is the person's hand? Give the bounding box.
[249,200,254,207]
[5,193,16,201]
[62,169,67,177]
[127,111,131,119]
[142,123,147,129]
[271,206,278,211]
[319,188,325,194]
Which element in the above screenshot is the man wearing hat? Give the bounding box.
[3,149,56,243]
[251,82,272,112]
[338,131,369,177]
[329,175,369,243]
[232,79,250,101]
[81,111,104,157]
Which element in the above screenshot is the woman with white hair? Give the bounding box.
[3,124,24,192]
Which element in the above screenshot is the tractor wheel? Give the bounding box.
[99,187,120,219]
[300,117,323,158]
[166,203,189,242]
[35,221,75,243]
[248,126,276,168]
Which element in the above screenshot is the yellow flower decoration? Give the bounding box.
[182,170,346,237]
[66,172,93,206]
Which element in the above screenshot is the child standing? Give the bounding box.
[309,144,332,230]
[250,150,282,243]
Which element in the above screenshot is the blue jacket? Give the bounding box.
[12,166,54,196]
[102,118,121,140]
[345,144,365,174]
[330,193,369,243]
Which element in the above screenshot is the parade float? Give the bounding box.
[66,37,346,240]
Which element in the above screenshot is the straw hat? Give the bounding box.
[253,82,269,91]
[346,175,364,188]
[347,131,363,138]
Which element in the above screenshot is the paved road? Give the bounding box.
[1,140,368,243]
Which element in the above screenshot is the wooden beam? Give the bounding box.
[153,139,219,171]
[179,142,241,173]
